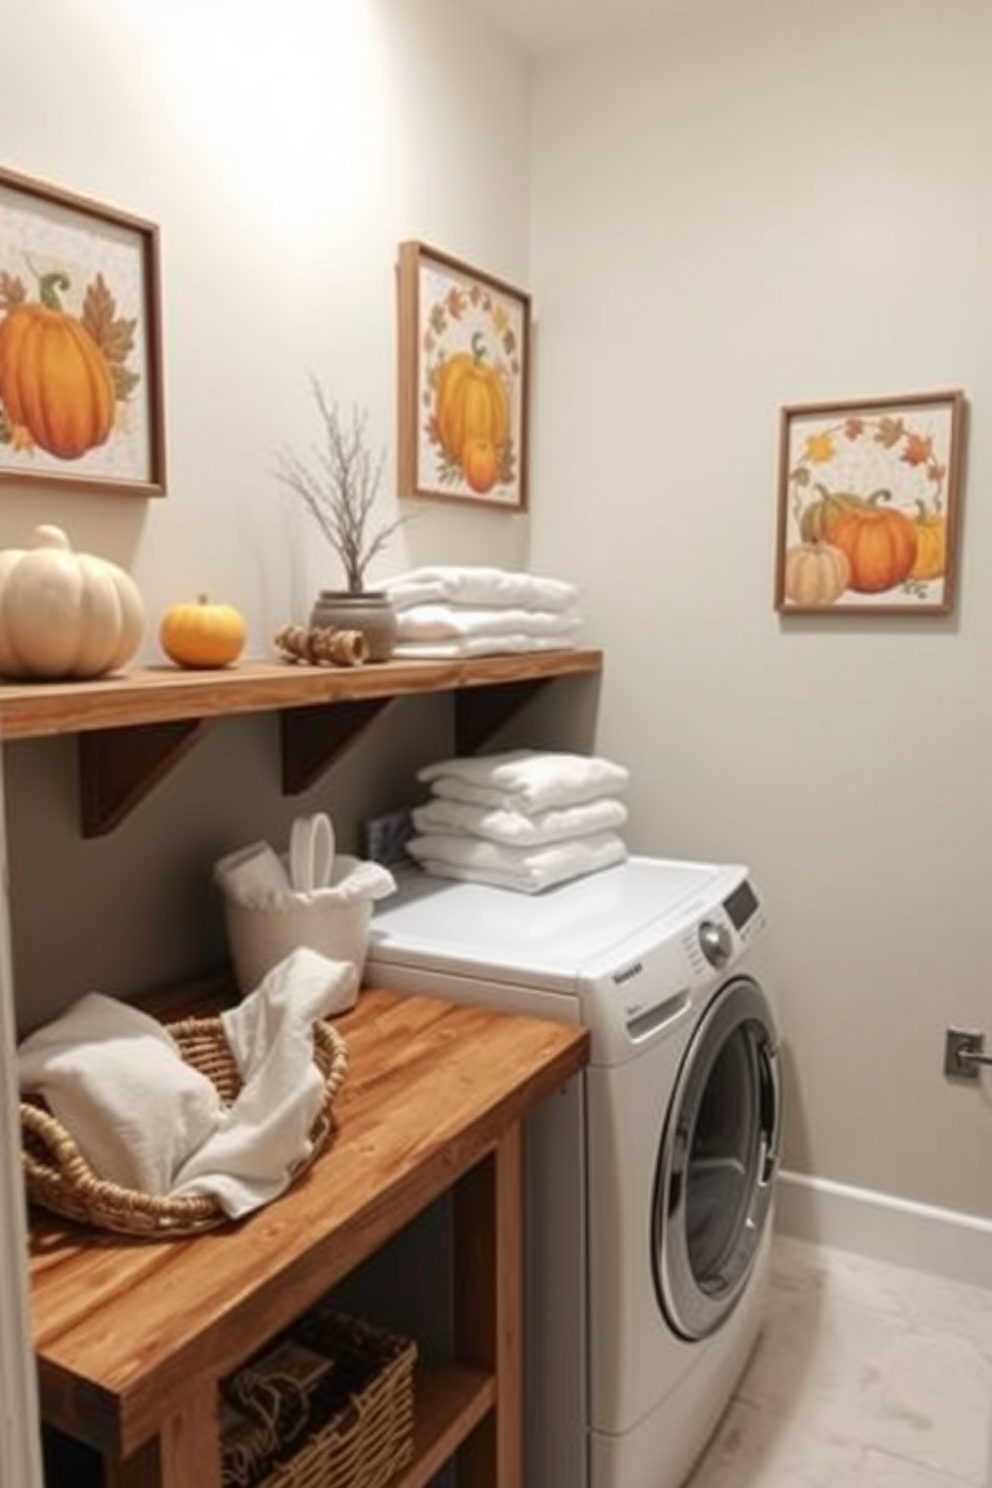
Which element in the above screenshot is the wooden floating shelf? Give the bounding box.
[0,650,602,836]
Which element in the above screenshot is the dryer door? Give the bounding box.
[652,974,781,1342]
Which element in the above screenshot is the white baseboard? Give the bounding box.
[775,1169,992,1290]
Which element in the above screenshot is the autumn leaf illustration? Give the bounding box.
[428,304,447,336]
[803,432,836,464]
[901,432,933,467]
[82,273,140,401]
[789,465,811,486]
[446,287,466,320]
[0,272,26,312]
[111,365,140,402]
[927,461,946,485]
[843,418,864,440]
[491,302,510,337]
[875,417,904,449]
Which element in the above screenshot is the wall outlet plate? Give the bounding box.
[944,1027,985,1080]
[363,807,414,867]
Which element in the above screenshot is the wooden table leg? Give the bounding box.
[453,1125,523,1488]
[107,1387,221,1488]
[104,1438,159,1488]
[159,1388,222,1488]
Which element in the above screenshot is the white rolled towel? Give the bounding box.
[395,604,582,643]
[418,749,630,814]
[391,635,576,660]
[412,795,628,847]
[383,565,579,613]
[406,830,628,894]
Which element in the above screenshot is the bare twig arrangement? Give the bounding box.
[273,376,407,593]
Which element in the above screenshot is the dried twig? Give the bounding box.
[273,376,408,592]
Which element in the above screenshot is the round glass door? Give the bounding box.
[652,975,781,1341]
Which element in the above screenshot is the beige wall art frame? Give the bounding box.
[0,164,166,498]
[774,388,965,616]
[397,240,530,512]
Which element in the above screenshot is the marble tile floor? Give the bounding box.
[685,1235,992,1488]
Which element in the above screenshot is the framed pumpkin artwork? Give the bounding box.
[774,389,965,616]
[397,241,530,511]
[0,164,165,497]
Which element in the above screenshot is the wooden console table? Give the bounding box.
[28,982,589,1488]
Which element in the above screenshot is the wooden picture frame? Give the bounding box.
[397,240,530,512]
[0,164,166,497]
[774,389,965,615]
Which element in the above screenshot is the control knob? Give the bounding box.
[698,919,732,968]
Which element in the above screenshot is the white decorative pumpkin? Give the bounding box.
[0,525,145,680]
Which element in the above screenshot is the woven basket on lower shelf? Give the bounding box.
[20,1016,348,1238]
[222,1310,418,1488]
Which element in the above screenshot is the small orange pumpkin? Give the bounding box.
[825,493,918,594]
[909,501,947,582]
[0,272,115,460]
[159,595,247,669]
[461,436,499,494]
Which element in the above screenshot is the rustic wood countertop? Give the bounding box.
[27,981,590,1486]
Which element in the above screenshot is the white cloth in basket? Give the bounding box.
[171,947,355,1217]
[18,949,354,1216]
[17,991,223,1196]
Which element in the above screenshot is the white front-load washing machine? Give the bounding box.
[364,854,783,1488]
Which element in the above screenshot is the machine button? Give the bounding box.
[698,919,732,968]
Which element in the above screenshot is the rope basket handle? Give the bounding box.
[21,1099,95,1183]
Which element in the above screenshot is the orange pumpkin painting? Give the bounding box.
[776,393,964,615]
[0,264,141,464]
[418,267,524,503]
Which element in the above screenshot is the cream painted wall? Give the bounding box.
[0,0,533,617]
[528,0,992,1218]
[0,0,540,1031]
[0,2,535,1469]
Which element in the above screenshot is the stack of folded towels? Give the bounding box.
[406,748,630,893]
[381,565,583,659]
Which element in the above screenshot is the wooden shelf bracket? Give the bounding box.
[79,719,207,838]
[454,679,553,756]
[280,697,395,796]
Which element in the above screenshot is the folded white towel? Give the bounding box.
[17,992,223,1196]
[395,604,581,643]
[392,634,577,660]
[418,749,630,814]
[170,947,355,1218]
[384,566,579,614]
[408,831,628,894]
[411,795,628,847]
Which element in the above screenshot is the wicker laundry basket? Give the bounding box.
[221,1310,417,1488]
[20,1015,348,1237]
